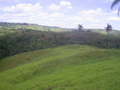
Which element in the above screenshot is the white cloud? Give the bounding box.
[67,16,82,21]
[74,8,105,23]
[1,2,65,24]
[1,2,119,30]
[1,3,48,23]
[66,8,120,29]
[48,4,61,10]
[60,1,73,9]
[99,0,113,3]
[0,16,6,20]
[66,6,73,9]
[60,1,71,6]
[78,8,104,17]
[88,0,113,3]
[50,12,64,17]
[3,3,42,13]
[39,12,64,19]
[3,3,42,14]
[48,1,73,10]
[38,12,49,19]
[1,3,46,23]
[107,16,120,21]
[0,12,36,23]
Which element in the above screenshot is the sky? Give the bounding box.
[0,0,120,30]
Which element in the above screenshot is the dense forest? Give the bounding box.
[0,22,120,60]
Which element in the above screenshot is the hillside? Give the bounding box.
[0,22,68,36]
[89,29,120,37]
[0,45,120,90]
[0,22,120,60]
[1,22,120,36]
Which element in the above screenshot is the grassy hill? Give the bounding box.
[0,45,120,90]
[0,22,69,36]
[0,22,70,37]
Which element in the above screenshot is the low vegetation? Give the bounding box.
[0,27,120,59]
[0,45,120,90]
[0,22,120,90]
[0,22,68,34]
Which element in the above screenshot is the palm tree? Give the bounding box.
[78,24,83,31]
[111,0,120,16]
[105,24,112,49]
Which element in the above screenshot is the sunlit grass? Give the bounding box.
[0,45,120,90]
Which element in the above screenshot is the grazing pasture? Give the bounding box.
[0,45,120,90]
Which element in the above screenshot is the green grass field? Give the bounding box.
[0,45,120,90]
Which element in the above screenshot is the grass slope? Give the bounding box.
[0,45,120,90]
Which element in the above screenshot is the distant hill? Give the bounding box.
[0,45,120,90]
[0,22,120,36]
[88,29,120,37]
[0,22,69,32]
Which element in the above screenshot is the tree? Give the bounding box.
[78,24,83,31]
[105,24,112,49]
[111,0,120,16]
[78,24,83,44]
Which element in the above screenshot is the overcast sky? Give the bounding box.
[0,0,120,30]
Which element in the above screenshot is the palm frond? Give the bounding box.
[118,7,120,16]
[111,0,120,9]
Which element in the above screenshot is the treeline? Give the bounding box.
[0,29,70,59]
[0,22,29,26]
[0,29,120,59]
[0,22,68,32]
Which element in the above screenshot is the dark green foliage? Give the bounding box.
[0,29,69,59]
[78,24,83,31]
[105,24,113,49]
[106,24,112,32]
[0,26,120,60]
